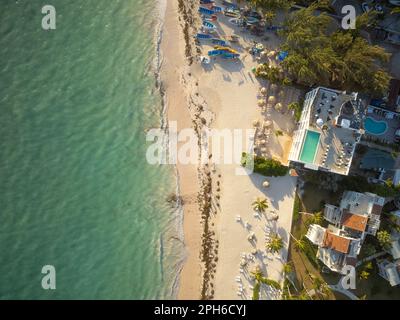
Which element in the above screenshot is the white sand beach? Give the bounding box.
[162,0,299,299]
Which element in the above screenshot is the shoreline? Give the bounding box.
[160,0,204,299]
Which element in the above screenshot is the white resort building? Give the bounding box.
[377,211,400,287]
[306,191,385,274]
[289,87,365,175]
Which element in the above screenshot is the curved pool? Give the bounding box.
[364,117,388,135]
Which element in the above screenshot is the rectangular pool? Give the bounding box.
[300,130,321,164]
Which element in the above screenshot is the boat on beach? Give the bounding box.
[202,14,218,21]
[202,20,217,30]
[199,7,215,15]
[224,8,240,18]
[196,33,213,39]
[211,38,229,46]
[213,46,238,54]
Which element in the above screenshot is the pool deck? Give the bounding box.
[366,106,400,144]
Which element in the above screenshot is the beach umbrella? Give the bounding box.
[275,102,283,112]
[271,213,279,221]
[262,180,270,188]
[268,96,276,104]
[316,118,324,127]
[260,87,267,95]
[253,119,260,127]
[257,99,265,107]
[270,84,278,92]
[263,120,272,127]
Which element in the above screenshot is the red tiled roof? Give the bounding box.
[341,211,368,232]
[322,232,350,254]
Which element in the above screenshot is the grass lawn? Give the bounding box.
[353,261,400,300]
[286,193,340,300]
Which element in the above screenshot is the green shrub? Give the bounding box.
[288,102,303,122]
[241,153,289,177]
[293,193,302,222]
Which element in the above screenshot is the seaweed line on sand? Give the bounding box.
[176,0,220,300]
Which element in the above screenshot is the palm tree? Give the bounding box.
[310,276,332,299]
[280,2,391,95]
[289,233,306,252]
[377,230,392,250]
[252,197,268,213]
[283,262,292,275]
[264,10,276,27]
[266,233,284,253]
[392,7,400,15]
[251,266,281,300]
[359,270,370,280]
[308,212,323,225]
[250,0,293,12]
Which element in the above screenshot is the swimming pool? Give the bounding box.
[364,117,388,135]
[300,130,321,164]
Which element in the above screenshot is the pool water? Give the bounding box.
[300,130,321,164]
[364,117,388,135]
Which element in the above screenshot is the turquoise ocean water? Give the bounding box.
[0,0,184,299]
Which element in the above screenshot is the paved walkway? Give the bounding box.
[328,279,359,300]
[356,251,386,267]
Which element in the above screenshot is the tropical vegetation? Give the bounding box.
[251,266,281,300]
[266,233,284,253]
[241,153,289,176]
[252,197,269,212]
[377,230,392,250]
[277,2,391,95]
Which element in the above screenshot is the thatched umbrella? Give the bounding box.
[260,51,268,58]
[268,95,276,104]
[275,102,283,112]
[257,99,265,107]
[270,84,278,92]
[263,120,272,127]
[260,87,267,95]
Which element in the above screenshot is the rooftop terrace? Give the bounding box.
[289,87,365,175]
